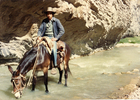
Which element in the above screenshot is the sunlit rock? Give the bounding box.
[0,0,139,63]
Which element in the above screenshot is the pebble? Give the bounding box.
[115,72,122,75]
[132,69,139,72]
[119,87,124,90]
[126,71,132,74]
[102,72,108,75]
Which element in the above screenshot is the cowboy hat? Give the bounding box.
[42,7,56,14]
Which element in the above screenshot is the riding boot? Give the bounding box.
[51,60,57,75]
[51,68,57,75]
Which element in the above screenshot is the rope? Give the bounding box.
[27,45,40,87]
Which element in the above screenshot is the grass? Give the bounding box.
[119,36,140,44]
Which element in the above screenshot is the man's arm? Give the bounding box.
[55,19,65,40]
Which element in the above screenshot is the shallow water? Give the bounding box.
[0,46,140,100]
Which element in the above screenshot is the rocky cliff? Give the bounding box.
[123,0,140,37]
[0,0,139,63]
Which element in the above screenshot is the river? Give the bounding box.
[0,45,140,100]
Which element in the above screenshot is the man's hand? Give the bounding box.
[51,38,57,41]
[37,36,41,40]
[36,36,41,43]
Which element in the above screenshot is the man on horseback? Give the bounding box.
[37,7,65,74]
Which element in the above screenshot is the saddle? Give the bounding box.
[36,37,65,63]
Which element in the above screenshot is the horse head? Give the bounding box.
[8,65,26,99]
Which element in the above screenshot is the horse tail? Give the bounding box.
[65,43,72,76]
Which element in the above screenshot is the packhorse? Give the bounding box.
[7,39,71,99]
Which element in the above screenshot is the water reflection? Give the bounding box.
[0,46,140,99]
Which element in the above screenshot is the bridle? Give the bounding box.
[11,74,26,94]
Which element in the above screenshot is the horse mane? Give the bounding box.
[16,46,37,74]
[19,47,37,64]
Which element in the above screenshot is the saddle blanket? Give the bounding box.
[37,37,65,54]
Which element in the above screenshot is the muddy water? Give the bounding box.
[0,46,140,100]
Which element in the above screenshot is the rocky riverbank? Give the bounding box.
[110,75,140,99]
[127,87,140,99]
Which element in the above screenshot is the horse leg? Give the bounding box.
[32,72,37,91]
[64,61,68,87]
[43,67,49,93]
[58,65,63,84]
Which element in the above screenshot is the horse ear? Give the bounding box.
[7,65,13,74]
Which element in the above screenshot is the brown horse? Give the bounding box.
[7,42,71,99]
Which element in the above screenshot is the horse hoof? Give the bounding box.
[31,89,35,92]
[45,90,49,94]
[58,82,61,84]
[64,84,67,87]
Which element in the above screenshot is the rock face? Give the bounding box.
[123,0,140,37]
[0,0,139,63]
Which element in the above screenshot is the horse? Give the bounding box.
[7,41,71,99]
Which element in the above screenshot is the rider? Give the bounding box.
[37,7,65,74]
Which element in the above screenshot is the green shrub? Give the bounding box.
[119,36,140,44]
